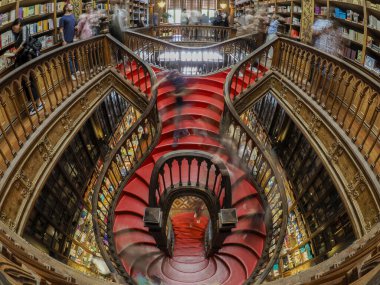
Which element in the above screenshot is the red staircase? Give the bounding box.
[112,69,267,284]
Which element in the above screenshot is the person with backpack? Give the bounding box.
[11,18,43,116]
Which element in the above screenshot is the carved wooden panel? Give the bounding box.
[0,71,147,234]
[239,74,380,238]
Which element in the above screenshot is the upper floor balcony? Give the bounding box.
[0,26,379,285]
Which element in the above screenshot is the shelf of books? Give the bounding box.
[316,0,380,76]
[235,0,254,18]
[109,0,149,28]
[66,105,141,272]
[260,0,380,76]
[0,0,66,73]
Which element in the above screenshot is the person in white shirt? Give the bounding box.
[181,9,189,25]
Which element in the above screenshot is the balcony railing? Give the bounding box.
[134,25,237,43]
[0,36,109,178]
[0,34,158,281]
[144,150,237,257]
[222,39,288,284]
[90,39,160,280]
[123,29,260,75]
[228,37,380,183]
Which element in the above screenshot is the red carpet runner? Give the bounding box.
[112,67,267,284]
[171,212,209,256]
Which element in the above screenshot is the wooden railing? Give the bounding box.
[0,36,109,179]
[228,37,380,182]
[90,39,160,281]
[123,30,260,75]
[277,39,380,181]
[134,25,237,43]
[0,34,158,281]
[222,38,288,284]
[144,150,237,257]
[224,36,380,282]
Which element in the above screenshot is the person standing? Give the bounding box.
[266,14,281,58]
[181,9,189,25]
[77,2,93,40]
[11,18,43,116]
[200,13,209,25]
[59,4,79,80]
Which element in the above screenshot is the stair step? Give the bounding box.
[224,232,265,258]
[168,258,210,273]
[131,251,163,277]
[232,180,258,206]
[216,253,248,284]
[234,215,267,234]
[113,213,145,233]
[123,177,149,204]
[160,257,217,282]
[114,230,156,255]
[161,106,222,126]
[162,119,220,138]
[219,244,258,275]
[115,194,147,216]
[135,162,155,186]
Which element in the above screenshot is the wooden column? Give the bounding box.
[149,3,154,26]
[229,0,235,26]
[300,0,314,43]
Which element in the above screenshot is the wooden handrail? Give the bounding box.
[146,150,235,257]
[123,30,260,75]
[133,25,237,43]
[90,36,160,281]
[222,37,288,284]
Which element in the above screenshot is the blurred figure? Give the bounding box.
[236,8,255,36]
[181,9,189,25]
[221,12,229,27]
[200,13,209,25]
[153,12,159,27]
[152,70,190,147]
[266,14,281,58]
[138,15,146,27]
[189,10,201,25]
[212,10,223,26]
[189,10,201,39]
[59,4,79,80]
[312,19,343,57]
[251,6,269,46]
[77,2,95,40]
[110,5,129,42]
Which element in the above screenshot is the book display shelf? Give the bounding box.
[109,0,148,27]
[0,0,149,74]
[235,0,255,17]
[0,0,65,72]
[258,0,380,76]
[258,0,302,39]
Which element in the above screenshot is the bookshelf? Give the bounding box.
[235,0,254,18]
[256,0,380,76]
[108,0,148,28]
[258,0,302,39]
[0,0,65,73]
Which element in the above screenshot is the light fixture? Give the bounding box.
[157,0,166,8]
[220,3,227,9]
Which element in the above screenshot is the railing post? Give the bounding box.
[271,38,282,71]
[103,36,112,67]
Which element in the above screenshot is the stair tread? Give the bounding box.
[161,106,222,123]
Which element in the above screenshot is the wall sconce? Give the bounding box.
[157,0,166,8]
[220,3,227,9]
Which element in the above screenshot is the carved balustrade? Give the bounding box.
[123,30,259,75]
[134,25,237,43]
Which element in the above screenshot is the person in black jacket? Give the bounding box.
[12,18,43,116]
